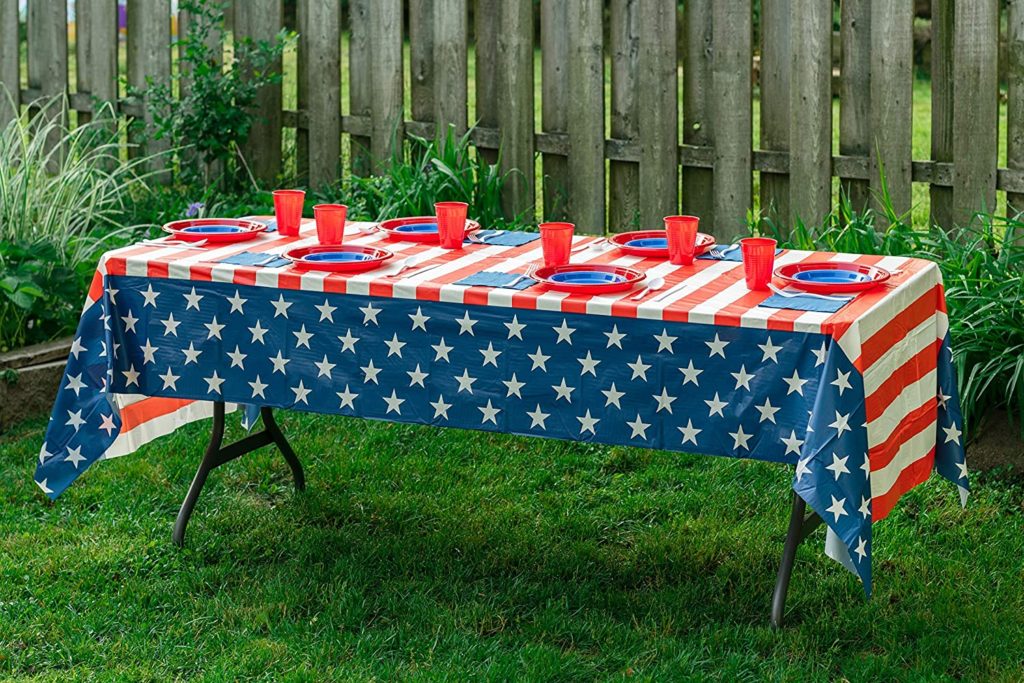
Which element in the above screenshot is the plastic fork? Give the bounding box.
[768,283,854,302]
[504,266,537,289]
[139,238,209,248]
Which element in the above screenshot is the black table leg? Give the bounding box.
[172,402,304,547]
[770,490,823,628]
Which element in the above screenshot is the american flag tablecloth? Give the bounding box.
[35,218,968,595]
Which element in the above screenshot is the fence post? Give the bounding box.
[76,0,94,126]
[0,0,20,128]
[28,0,68,167]
[370,0,403,172]
[952,0,999,227]
[681,0,714,229]
[567,0,605,233]
[759,0,790,229]
[1009,0,1024,217]
[711,0,752,239]
[349,0,372,176]
[789,0,831,229]
[297,0,340,188]
[496,0,535,220]
[474,0,499,166]
[930,0,955,229]
[609,0,640,232]
[638,0,677,228]
[839,0,871,215]
[869,0,912,224]
[127,0,171,180]
[410,0,435,132]
[234,0,283,184]
[433,0,467,138]
[541,0,570,220]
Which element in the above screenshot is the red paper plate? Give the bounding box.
[609,230,715,257]
[533,264,646,294]
[378,216,481,243]
[162,218,266,243]
[284,245,395,273]
[774,261,891,293]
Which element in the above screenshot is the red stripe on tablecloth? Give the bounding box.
[871,447,935,522]
[854,284,942,372]
[118,396,196,432]
[864,339,942,423]
[868,398,937,472]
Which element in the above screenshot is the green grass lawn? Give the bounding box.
[2,410,1022,680]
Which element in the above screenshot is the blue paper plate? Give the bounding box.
[549,270,627,285]
[793,268,872,284]
[180,224,249,234]
[394,222,439,234]
[301,251,374,263]
[624,237,668,249]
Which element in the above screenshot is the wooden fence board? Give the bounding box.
[567,0,605,232]
[0,0,20,128]
[298,0,341,187]
[681,0,714,228]
[789,0,831,228]
[869,0,913,223]
[410,0,435,127]
[433,0,467,137]
[638,0,677,228]
[541,0,570,219]
[234,0,282,183]
[75,0,94,125]
[759,0,790,228]
[178,2,221,178]
[177,5,221,99]
[474,0,499,166]
[348,0,372,176]
[711,0,751,239]
[496,0,534,219]
[839,0,871,214]
[28,0,68,166]
[609,0,640,231]
[1009,0,1024,215]
[952,0,999,225]
[931,0,955,228]
[369,0,403,171]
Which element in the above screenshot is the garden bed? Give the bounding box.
[0,337,70,432]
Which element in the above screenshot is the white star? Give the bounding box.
[826,495,848,522]
[160,312,181,337]
[106,286,118,304]
[652,387,677,414]
[705,333,729,358]
[121,310,139,333]
[553,319,576,344]
[361,359,381,384]
[204,371,225,394]
[382,332,405,358]
[316,299,337,322]
[293,324,314,349]
[98,413,117,436]
[627,355,651,381]
[69,337,87,359]
[383,390,405,414]
[859,495,871,518]
[577,409,600,435]
[781,430,804,456]
[795,457,812,481]
[705,393,728,417]
[679,360,702,386]
[65,373,86,396]
[854,537,868,562]
[455,368,477,394]
[204,316,225,340]
[937,391,952,410]
[39,444,54,465]
[65,409,86,431]
[505,315,526,340]
[338,329,360,354]
[756,397,780,424]
[159,367,180,390]
[480,342,502,367]
[826,453,851,480]
[430,394,452,420]
[336,384,358,410]
[604,325,626,349]
[272,294,293,318]
[829,410,852,436]
[227,290,247,314]
[182,342,202,365]
[729,425,752,450]
[183,287,203,311]
[528,346,550,372]
[291,380,311,405]
[432,337,454,362]
[956,460,969,480]
[65,444,86,468]
[731,365,754,391]
[141,283,160,307]
[627,414,651,439]
[457,311,478,335]
[314,355,336,378]
[409,307,430,331]
[861,456,871,478]
[812,341,828,367]
[503,373,525,398]
[577,351,600,376]
[654,329,677,353]
[248,375,268,398]
[36,478,53,495]
[758,337,782,363]
[479,400,501,425]
[527,404,550,430]
[943,422,962,445]
[552,378,575,402]
[122,364,140,387]
[783,370,808,396]
[832,370,853,396]
[248,320,269,344]
[227,346,247,369]
[270,350,290,374]
[360,303,380,325]
[407,363,429,387]
[601,382,625,409]
[678,419,702,446]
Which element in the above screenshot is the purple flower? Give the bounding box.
[185,202,205,218]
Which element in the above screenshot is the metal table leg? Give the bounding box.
[172,402,304,547]
[770,490,823,628]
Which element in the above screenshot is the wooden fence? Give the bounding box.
[0,0,1021,238]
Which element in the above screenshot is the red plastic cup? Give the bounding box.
[539,222,575,267]
[273,189,306,237]
[435,201,469,249]
[664,215,700,265]
[314,204,347,245]
[740,237,778,291]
